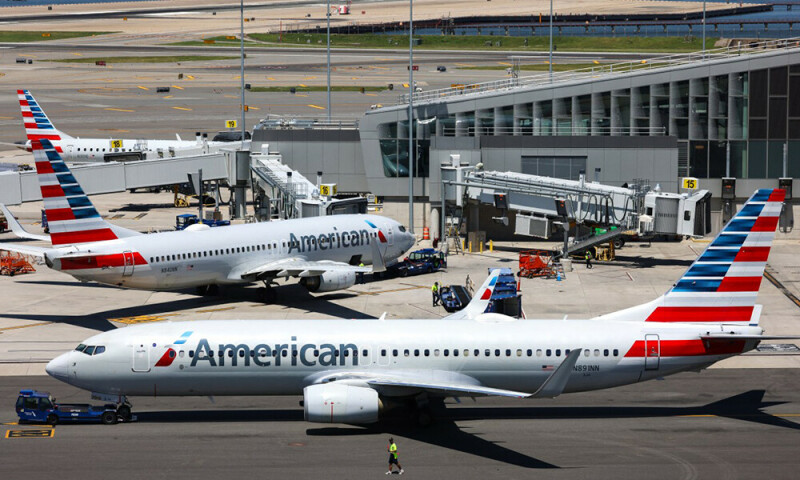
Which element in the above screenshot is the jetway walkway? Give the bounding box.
[441,161,713,256]
[0,151,232,206]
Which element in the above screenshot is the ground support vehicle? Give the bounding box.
[518,249,558,278]
[386,248,446,277]
[175,213,231,230]
[439,284,472,312]
[15,390,133,425]
[0,251,36,276]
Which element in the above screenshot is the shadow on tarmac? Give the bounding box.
[0,284,372,331]
[128,390,797,469]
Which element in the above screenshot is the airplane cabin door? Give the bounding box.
[122,251,135,276]
[644,334,660,370]
[132,343,150,372]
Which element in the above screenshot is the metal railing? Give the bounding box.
[398,36,800,105]
[439,125,666,137]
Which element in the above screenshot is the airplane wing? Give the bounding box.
[441,269,502,320]
[0,204,51,242]
[0,242,50,258]
[234,257,371,280]
[311,349,581,400]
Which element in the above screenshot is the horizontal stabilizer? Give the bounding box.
[0,242,50,258]
[531,347,582,399]
[0,204,50,242]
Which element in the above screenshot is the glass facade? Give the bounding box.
[378,57,800,179]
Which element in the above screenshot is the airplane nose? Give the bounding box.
[46,353,70,383]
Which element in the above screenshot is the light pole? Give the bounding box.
[702,0,707,54]
[549,0,553,81]
[408,0,414,233]
[240,0,246,149]
[327,0,331,121]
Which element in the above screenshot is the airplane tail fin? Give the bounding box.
[600,189,784,325]
[32,138,140,246]
[18,89,72,148]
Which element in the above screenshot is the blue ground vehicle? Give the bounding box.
[175,213,231,230]
[440,268,523,316]
[16,390,123,425]
[387,248,446,277]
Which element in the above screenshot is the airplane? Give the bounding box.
[0,139,415,301]
[13,89,236,162]
[44,188,798,425]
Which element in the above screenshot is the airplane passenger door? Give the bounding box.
[122,251,135,277]
[384,226,394,245]
[644,334,660,370]
[132,343,150,372]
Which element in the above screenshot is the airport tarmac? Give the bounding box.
[1,370,799,478]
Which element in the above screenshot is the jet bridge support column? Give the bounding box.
[232,150,249,220]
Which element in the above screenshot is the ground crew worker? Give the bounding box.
[431,281,440,306]
[585,250,593,269]
[386,437,404,475]
[357,262,365,284]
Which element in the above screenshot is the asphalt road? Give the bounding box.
[2,370,799,479]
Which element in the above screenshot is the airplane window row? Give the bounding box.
[380,348,619,358]
[149,242,280,264]
[183,347,621,360]
[74,344,106,356]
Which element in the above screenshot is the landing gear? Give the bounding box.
[195,284,219,296]
[411,394,442,427]
[117,404,132,421]
[258,281,278,303]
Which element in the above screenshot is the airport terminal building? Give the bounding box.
[252,38,800,236]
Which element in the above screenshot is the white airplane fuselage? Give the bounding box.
[47,318,761,398]
[46,214,413,290]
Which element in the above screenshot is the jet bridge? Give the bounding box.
[250,145,367,221]
[441,162,712,248]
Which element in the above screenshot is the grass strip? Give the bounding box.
[51,55,238,63]
[0,31,112,42]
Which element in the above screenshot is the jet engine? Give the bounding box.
[303,383,381,424]
[300,270,356,293]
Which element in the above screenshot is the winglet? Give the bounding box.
[531,347,582,399]
[0,204,50,242]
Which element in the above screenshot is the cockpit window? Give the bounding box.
[94,346,106,355]
[83,346,95,355]
[75,344,87,352]
[399,225,406,232]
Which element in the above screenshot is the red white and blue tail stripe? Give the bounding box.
[33,138,137,246]
[600,189,784,325]
[645,189,784,324]
[18,89,69,150]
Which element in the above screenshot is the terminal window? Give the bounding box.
[521,156,586,181]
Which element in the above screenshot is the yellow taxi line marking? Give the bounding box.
[137,86,149,90]
[248,106,260,110]
[298,84,307,87]
[162,95,173,99]
[304,76,317,80]
[109,314,179,325]
[295,94,308,97]
[307,104,325,110]
[172,106,192,111]
[1,422,18,426]
[171,85,184,90]
[195,307,235,313]
[365,93,378,96]
[6,429,54,438]
[104,108,134,112]
[497,62,513,66]
[267,77,276,81]
[454,63,475,67]
[186,75,195,80]
[0,116,14,120]
[224,94,238,99]
[71,52,82,56]
[0,322,53,332]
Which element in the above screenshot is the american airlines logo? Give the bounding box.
[286,220,386,255]
[188,337,360,368]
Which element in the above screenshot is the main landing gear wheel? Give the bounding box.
[46,414,58,425]
[259,282,278,303]
[196,285,219,296]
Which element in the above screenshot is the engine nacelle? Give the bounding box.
[300,270,356,293]
[303,383,380,424]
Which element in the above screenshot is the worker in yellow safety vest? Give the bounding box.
[431,281,440,307]
[386,437,404,475]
